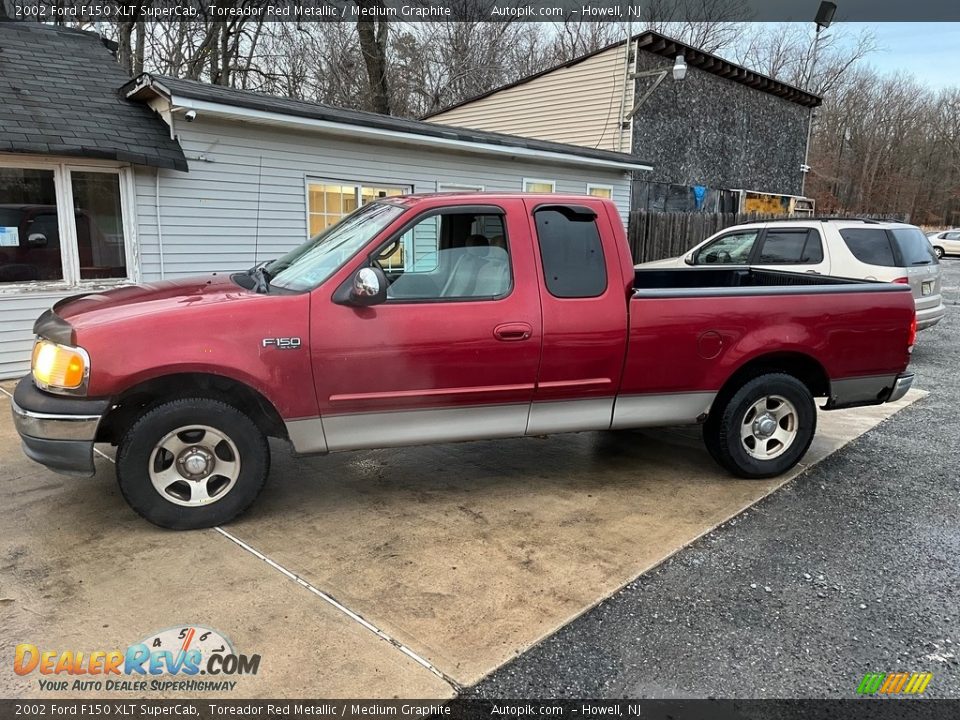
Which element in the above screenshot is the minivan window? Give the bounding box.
[758,229,823,264]
[839,228,896,267]
[694,230,758,265]
[890,226,937,265]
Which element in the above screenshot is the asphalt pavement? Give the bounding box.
[470,258,960,699]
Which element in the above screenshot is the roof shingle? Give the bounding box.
[0,22,187,171]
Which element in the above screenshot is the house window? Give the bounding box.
[0,168,62,283]
[307,181,407,237]
[586,184,614,199]
[523,178,556,193]
[437,182,485,192]
[0,165,130,286]
[72,172,128,280]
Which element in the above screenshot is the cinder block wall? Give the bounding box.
[631,51,809,197]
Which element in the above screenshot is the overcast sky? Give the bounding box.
[840,22,960,89]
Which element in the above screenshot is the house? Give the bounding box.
[426,31,822,215]
[0,22,650,380]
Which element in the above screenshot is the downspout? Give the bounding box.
[155,168,165,279]
[617,23,633,154]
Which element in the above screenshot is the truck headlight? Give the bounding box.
[31,338,90,394]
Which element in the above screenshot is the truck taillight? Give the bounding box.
[908,314,917,350]
[892,277,909,284]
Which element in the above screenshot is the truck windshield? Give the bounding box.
[267,202,406,291]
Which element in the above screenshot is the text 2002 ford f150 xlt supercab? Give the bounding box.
[12,193,916,529]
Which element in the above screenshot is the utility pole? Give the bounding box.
[800,1,837,197]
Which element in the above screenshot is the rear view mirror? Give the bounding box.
[27,233,48,248]
[684,253,695,266]
[333,266,388,307]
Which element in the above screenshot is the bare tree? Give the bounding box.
[355,0,391,114]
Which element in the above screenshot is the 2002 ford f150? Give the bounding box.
[12,193,916,529]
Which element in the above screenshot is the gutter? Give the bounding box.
[168,96,653,174]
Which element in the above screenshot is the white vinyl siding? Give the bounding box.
[0,117,630,379]
[428,44,634,153]
[132,117,631,281]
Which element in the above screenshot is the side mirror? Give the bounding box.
[27,233,48,248]
[684,252,695,266]
[333,266,388,307]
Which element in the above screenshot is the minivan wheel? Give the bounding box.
[934,246,944,259]
[703,373,816,479]
[117,398,270,529]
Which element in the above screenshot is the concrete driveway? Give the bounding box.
[0,380,921,698]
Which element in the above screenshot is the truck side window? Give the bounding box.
[534,208,606,298]
[757,229,824,264]
[694,230,758,265]
[377,210,512,301]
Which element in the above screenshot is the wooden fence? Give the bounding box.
[627,211,911,263]
[628,212,779,263]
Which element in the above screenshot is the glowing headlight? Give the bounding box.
[31,338,89,393]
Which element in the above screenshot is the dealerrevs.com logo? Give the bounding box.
[14,625,260,693]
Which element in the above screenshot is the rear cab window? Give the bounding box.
[534,206,606,298]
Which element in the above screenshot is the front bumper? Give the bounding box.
[825,372,914,410]
[11,376,110,477]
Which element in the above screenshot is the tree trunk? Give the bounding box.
[355,0,391,115]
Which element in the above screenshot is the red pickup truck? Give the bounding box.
[12,193,916,529]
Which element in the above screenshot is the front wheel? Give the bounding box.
[934,246,945,259]
[703,373,816,479]
[117,398,270,529]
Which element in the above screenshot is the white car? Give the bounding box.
[641,218,945,329]
[927,229,960,259]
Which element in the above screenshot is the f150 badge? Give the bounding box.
[262,337,301,349]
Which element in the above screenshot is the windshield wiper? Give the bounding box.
[250,265,272,293]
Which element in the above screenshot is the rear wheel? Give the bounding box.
[703,373,816,479]
[117,398,270,529]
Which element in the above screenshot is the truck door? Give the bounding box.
[311,200,543,451]
[526,201,628,434]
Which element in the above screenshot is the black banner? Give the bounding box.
[4,0,960,23]
[1,700,958,720]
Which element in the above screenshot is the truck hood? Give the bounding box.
[55,274,258,331]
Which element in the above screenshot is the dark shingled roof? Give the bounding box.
[124,73,651,170]
[0,22,187,171]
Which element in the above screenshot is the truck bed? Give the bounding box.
[632,267,902,296]
[620,265,915,409]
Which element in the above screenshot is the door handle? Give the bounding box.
[494,322,532,341]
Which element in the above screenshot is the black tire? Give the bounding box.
[117,398,270,529]
[934,246,945,259]
[703,373,816,479]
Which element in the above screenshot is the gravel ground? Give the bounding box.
[470,258,960,699]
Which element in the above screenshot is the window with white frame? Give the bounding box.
[523,178,556,193]
[0,164,131,286]
[586,184,614,199]
[437,182,485,193]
